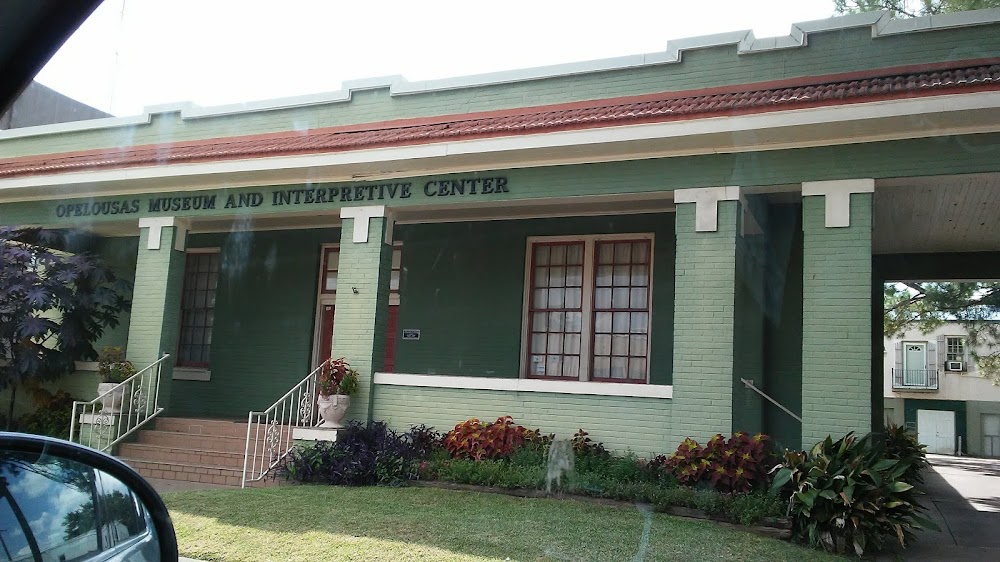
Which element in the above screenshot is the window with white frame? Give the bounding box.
[177,250,220,367]
[946,336,966,368]
[524,235,652,383]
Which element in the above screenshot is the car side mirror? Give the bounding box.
[0,432,178,562]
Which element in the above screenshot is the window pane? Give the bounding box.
[611,334,628,356]
[628,358,646,380]
[630,335,647,356]
[533,267,548,287]
[612,287,630,308]
[530,355,546,375]
[547,334,564,354]
[566,244,584,265]
[630,288,648,308]
[595,266,613,287]
[565,288,582,309]
[595,288,612,308]
[630,312,649,334]
[533,313,547,331]
[614,243,631,264]
[593,357,611,378]
[549,288,565,308]
[564,334,581,354]
[179,252,220,366]
[598,243,614,264]
[631,265,649,286]
[533,289,548,309]
[611,357,628,379]
[594,312,612,333]
[565,312,583,333]
[613,265,630,285]
[534,245,550,265]
[326,251,339,271]
[632,241,650,262]
[613,312,630,332]
[594,334,611,355]
[549,267,565,287]
[546,355,563,377]
[392,249,402,268]
[548,312,565,332]
[550,245,566,265]
[562,356,580,377]
[532,333,546,353]
[566,266,583,287]
[325,273,337,292]
[390,271,400,291]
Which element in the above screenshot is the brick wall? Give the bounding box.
[126,226,185,410]
[331,217,393,423]
[801,193,872,445]
[670,201,738,443]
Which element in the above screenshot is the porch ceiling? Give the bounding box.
[874,173,1000,254]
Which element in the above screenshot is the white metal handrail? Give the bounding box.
[242,358,328,488]
[740,378,803,423]
[69,354,170,453]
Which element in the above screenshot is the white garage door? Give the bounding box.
[918,409,956,455]
[984,414,1000,458]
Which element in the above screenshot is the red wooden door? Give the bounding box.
[319,304,398,373]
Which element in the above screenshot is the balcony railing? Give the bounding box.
[892,368,939,390]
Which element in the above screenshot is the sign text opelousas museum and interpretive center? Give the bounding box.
[53,176,510,218]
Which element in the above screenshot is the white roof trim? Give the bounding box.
[1,9,998,140]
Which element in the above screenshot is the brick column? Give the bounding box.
[333,206,394,424]
[671,186,741,443]
[126,217,188,412]
[801,179,874,446]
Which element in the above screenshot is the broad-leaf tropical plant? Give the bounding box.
[0,227,131,426]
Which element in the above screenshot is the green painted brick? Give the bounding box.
[801,193,872,445]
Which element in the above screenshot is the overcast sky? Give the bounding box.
[36,0,838,116]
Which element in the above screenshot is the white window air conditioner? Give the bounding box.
[946,361,965,372]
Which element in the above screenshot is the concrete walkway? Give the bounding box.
[881,454,1000,560]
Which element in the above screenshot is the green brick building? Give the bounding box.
[3,10,1000,465]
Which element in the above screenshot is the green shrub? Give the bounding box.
[771,432,938,556]
[723,491,785,526]
[884,423,928,485]
[571,429,609,458]
[18,390,76,438]
[432,458,545,489]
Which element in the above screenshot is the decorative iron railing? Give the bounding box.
[892,368,939,390]
[241,359,328,488]
[69,354,170,453]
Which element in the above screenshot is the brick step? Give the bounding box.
[119,458,282,488]
[135,430,248,453]
[153,417,249,438]
[118,443,253,470]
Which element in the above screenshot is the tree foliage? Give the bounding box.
[835,0,1000,18]
[0,227,131,418]
[884,282,1000,383]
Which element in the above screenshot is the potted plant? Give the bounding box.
[315,357,359,428]
[96,347,136,414]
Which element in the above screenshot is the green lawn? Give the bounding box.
[163,485,839,562]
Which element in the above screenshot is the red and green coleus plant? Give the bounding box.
[444,416,527,460]
[665,432,775,494]
[317,357,359,397]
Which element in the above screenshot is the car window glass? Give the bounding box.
[0,452,100,562]
[96,471,146,548]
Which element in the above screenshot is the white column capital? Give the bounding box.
[801,179,875,228]
[339,205,394,244]
[673,186,741,232]
[137,217,189,251]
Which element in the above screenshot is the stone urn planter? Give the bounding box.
[97,382,126,414]
[316,394,351,428]
[96,347,136,415]
[315,357,359,428]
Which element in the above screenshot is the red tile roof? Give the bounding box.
[0,61,997,179]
